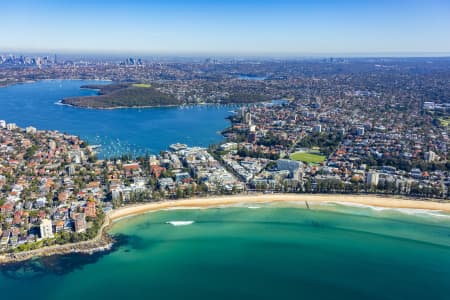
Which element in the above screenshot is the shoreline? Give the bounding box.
[58,100,278,110]
[2,78,271,109]
[58,99,181,110]
[0,78,113,89]
[107,194,450,221]
[1,193,450,265]
[58,99,246,110]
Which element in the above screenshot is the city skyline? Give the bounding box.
[2,0,450,56]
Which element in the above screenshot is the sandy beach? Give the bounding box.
[1,193,449,264]
[108,194,450,221]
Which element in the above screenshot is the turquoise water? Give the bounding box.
[0,80,233,157]
[2,203,450,300]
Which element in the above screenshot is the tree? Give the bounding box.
[175,188,183,199]
[304,179,312,193]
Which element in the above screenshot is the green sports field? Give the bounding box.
[132,83,152,88]
[290,152,326,163]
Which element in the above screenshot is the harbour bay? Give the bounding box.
[0,80,233,157]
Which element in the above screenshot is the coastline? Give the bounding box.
[107,194,450,221]
[58,99,181,110]
[1,193,449,265]
[57,100,262,110]
[2,78,264,109]
[57,101,242,110]
[0,78,112,89]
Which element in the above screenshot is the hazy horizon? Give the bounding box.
[2,0,450,55]
[2,49,450,59]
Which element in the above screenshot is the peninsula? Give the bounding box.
[61,82,270,109]
[61,83,180,109]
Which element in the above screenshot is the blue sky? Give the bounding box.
[2,0,450,55]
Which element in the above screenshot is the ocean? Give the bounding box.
[0,80,233,157]
[1,202,450,300]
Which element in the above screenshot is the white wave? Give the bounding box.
[162,206,204,211]
[215,203,246,209]
[329,201,450,218]
[266,201,307,207]
[389,208,450,218]
[166,221,195,226]
[54,100,73,107]
[330,201,385,210]
[314,202,339,207]
[248,206,261,209]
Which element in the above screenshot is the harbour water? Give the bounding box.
[1,203,450,300]
[238,75,267,80]
[0,80,233,157]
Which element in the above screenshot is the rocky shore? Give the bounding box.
[0,212,115,265]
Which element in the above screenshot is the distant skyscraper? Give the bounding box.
[244,112,252,125]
